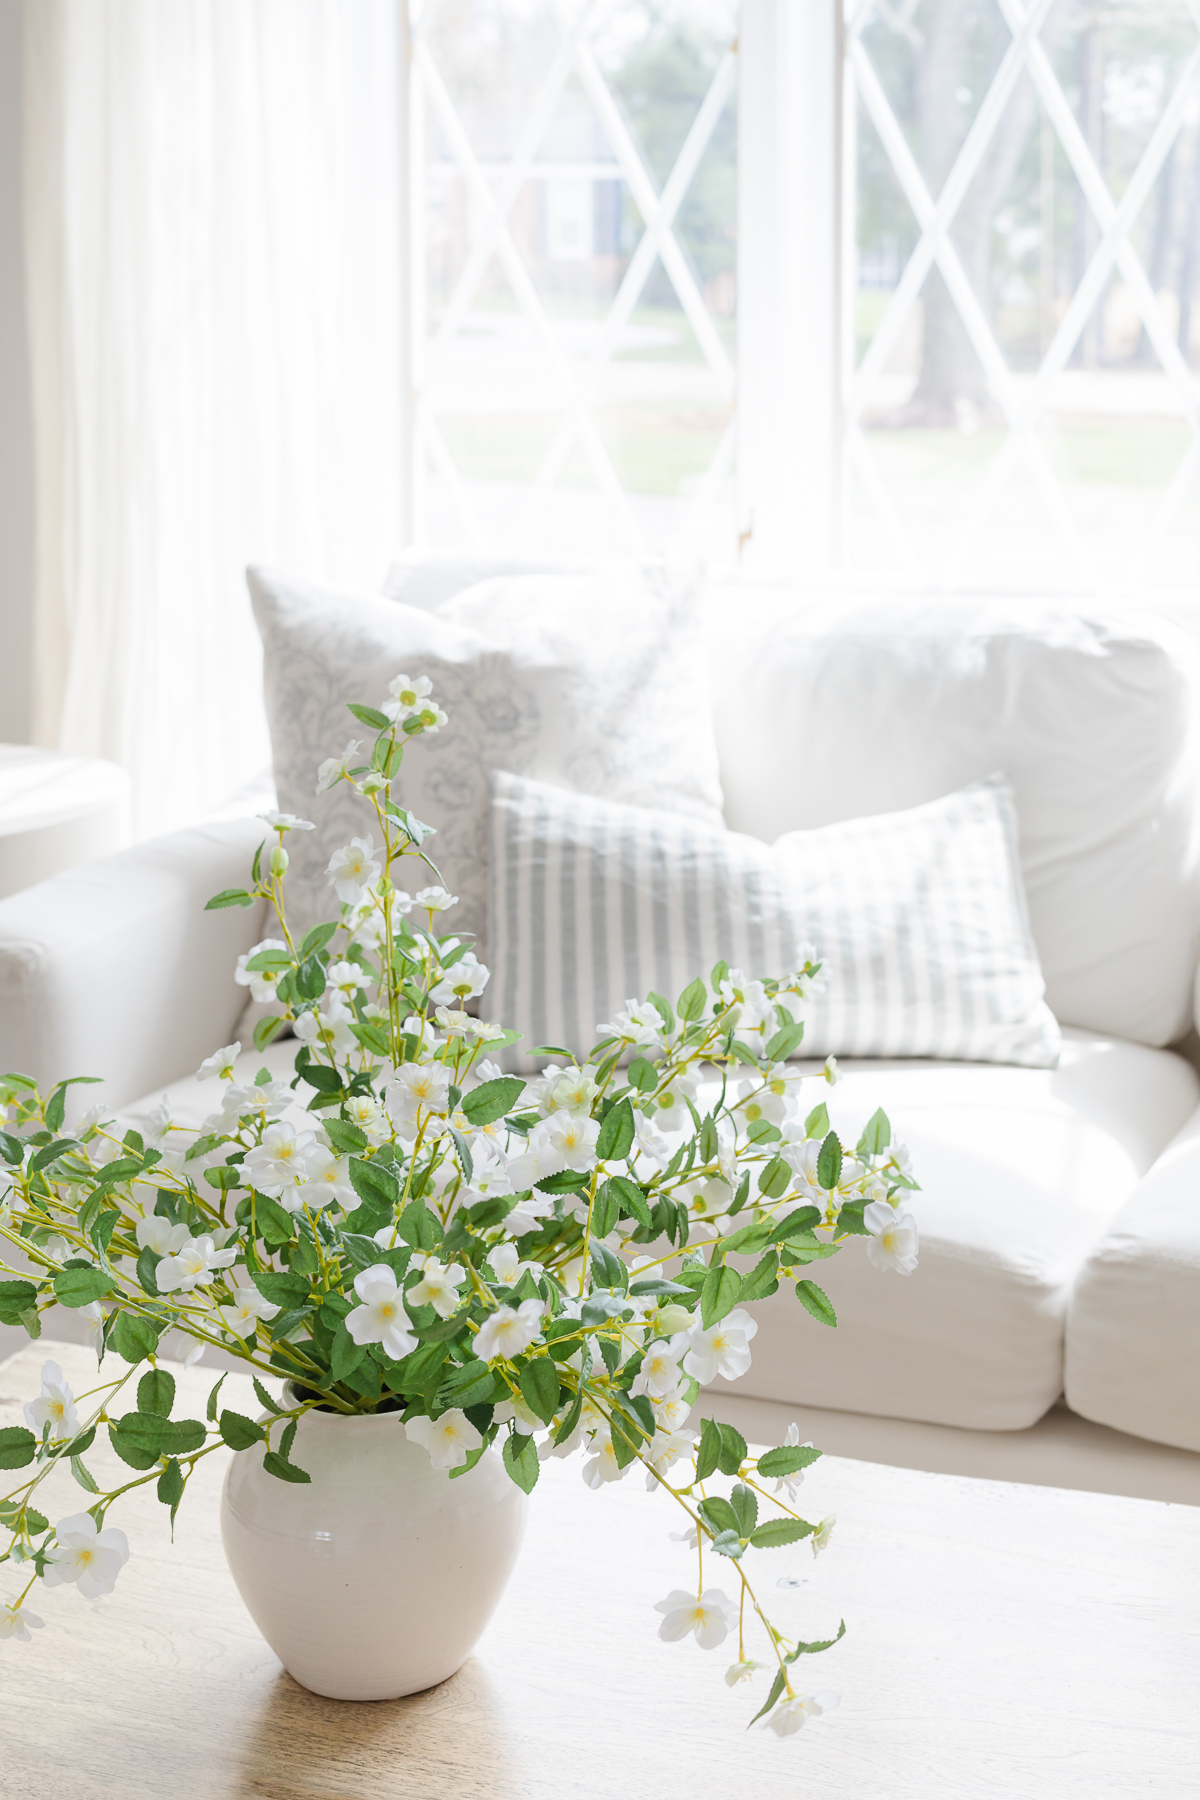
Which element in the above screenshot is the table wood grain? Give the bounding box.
[1,1343,1197,1800]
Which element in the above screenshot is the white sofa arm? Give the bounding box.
[0,817,268,1113]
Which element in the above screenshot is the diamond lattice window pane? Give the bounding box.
[412,0,737,558]
[847,0,1200,598]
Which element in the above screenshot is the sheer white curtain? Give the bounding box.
[23,0,405,836]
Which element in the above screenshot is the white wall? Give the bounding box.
[0,0,32,744]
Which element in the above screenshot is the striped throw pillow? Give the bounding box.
[487,769,1060,1070]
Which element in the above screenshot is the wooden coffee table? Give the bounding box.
[1,1342,1196,1799]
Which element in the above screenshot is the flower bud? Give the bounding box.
[269,845,289,877]
[653,1303,692,1336]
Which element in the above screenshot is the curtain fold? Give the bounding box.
[24,0,405,836]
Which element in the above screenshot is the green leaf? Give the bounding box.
[698,1494,740,1537]
[0,1279,38,1319]
[795,1279,838,1328]
[263,1451,312,1484]
[788,1620,847,1658]
[677,977,706,1022]
[627,1057,657,1093]
[748,1667,788,1727]
[330,1326,365,1385]
[0,1130,24,1166]
[219,1410,266,1451]
[204,888,254,910]
[730,1482,758,1536]
[816,1132,843,1191]
[157,1459,185,1512]
[595,1097,634,1162]
[348,1155,400,1213]
[250,1194,295,1246]
[502,1431,540,1494]
[323,1118,369,1156]
[346,702,390,728]
[857,1107,891,1158]
[764,1020,805,1062]
[252,1376,284,1416]
[698,1115,719,1163]
[590,1182,619,1239]
[700,1263,743,1329]
[108,1412,170,1471]
[162,1419,206,1456]
[757,1155,792,1200]
[205,1375,227,1423]
[750,1516,814,1549]
[137,1370,175,1417]
[737,1250,780,1304]
[518,1358,561,1425]
[249,1270,311,1308]
[70,1454,100,1494]
[756,1443,822,1479]
[298,922,339,959]
[714,1420,748,1476]
[461,1076,525,1127]
[646,991,675,1034]
[804,1102,830,1140]
[30,1137,80,1173]
[108,1311,162,1364]
[52,1265,114,1309]
[0,1426,37,1470]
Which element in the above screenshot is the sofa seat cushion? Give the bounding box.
[1066,1107,1200,1453]
[709,1030,1199,1433]
[124,1031,1199,1439]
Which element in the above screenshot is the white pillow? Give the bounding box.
[247,567,724,960]
[706,594,1200,1047]
[488,768,1061,1069]
[383,550,686,613]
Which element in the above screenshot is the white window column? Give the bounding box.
[737,0,842,573]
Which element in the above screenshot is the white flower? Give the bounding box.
[630,1339,685,1402]
[293,1003,357,1058]
[582,1435,628,1488]
[218,1078,293,1127]
[654,1588,737,1649]
[501,1191,556,1237]
[863,1199,919,1275]
[155,1235,238,1295]
[81,1300,106,1355]
[474,1298,544,1363]
[769,1422,813,1502]
[259,810,315,832]
[725,1659,766,1686]
[0,1602,44,1643]
[243,1122,315,1197]
[485,1243,536,1289]
[217,1281,281,1339]
[669,1522,699,1548]
[344,1094,387,1142]
[823,1055,841,1086]
[597,1000,664,1045]
[292,1147,357,1213]
[383,672,433,723]
[316,738,362,793]
[43,1512,130,1600]
[235,937,289,1005]
[197,1043,240,1081]
[386,1061,452,1129]
[407,1256,467,1319]
[811,1514,836,1556]
[158,1329,205,1369]
[549,1070,599,1114]
[767,1691,840,1736]
[429,950,489,1006]
[326,960,364,998]
[541,1112,600,1172]
[654,1393,694,1433]
[434,1007,472,1038]
[134,1216,191,1257]
[326,837,382,905]
[345,1264,418,1360]
[644,1428,696,1489]
[682,1308,759,1385]
[414,885,457,913]
[404,1408,482,1471]
[24,1361,79,1441]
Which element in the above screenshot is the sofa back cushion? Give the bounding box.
[708,594,1200,1046]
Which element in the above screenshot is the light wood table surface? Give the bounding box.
[2,1342,1197,1800]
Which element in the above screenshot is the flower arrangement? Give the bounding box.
[0,676,919,1737]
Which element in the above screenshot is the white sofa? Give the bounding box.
[2,588,1199,1471]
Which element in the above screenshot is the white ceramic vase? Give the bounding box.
[220,1403,528,1701]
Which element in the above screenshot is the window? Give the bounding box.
[403,1,1200,595]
